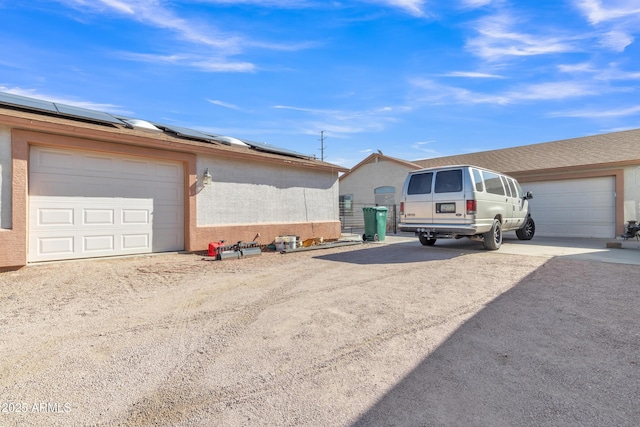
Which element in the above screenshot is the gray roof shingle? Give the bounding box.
[412,128,640,174]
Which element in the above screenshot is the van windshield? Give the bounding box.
[407,172,433,195]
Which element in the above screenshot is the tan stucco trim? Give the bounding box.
[10,129,198,267]
[513,169,625,235]
[0,132,28,269]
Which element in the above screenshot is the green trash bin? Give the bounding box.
[362,206,388,241]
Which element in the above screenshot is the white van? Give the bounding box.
[398,165,534,250]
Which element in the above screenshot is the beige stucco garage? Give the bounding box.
[0,92,347,269]
[340,129,640,238]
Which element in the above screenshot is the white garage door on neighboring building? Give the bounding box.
[523,177,615,238]
[29,146,184,262]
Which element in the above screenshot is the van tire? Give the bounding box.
[419,235,437,246]
[483,219,502,250]
[516,217,535,240]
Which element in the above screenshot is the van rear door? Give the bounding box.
[402,171,434,225]
[432,169,467,226]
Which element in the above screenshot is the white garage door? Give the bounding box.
[29,146,184,262]
[523,177,615,238]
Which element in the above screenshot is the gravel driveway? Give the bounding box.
[1,239,639,426]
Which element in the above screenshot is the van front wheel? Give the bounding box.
[516,217,535,240]
[419,235,437,246]
[483,219,502,250]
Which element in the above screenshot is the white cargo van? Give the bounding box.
[398,165,534,250]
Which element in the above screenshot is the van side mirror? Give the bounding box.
[524,191,533,200]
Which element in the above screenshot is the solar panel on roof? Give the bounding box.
[53,103,124,125]
[153,123,218,141]
[0,92,58,113]
[241,139,313,160]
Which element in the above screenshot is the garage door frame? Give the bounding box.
[514,169,624,237]
[11,129,196,265]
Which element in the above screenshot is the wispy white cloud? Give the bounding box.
[207,99,243,110]
[558,62,640,81]
[466,12,578,61]
[409,78,511,104]
[444,71,505,78]
[410,78,611,105]
[573,0,640,25]
[572,0,640,52]
[558,62,597,73]
[55,0,316,73]
[115,52,256,72]
[273,103,409,138]
[370,0,428,17]
[0,86,130,114]
[460,0,493,8]
[599,30,634,51]
[549,105,640,118]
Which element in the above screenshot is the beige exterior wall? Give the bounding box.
[623,165,640,223]
[339,157,415,206]
[195,155,341,247]
[197,156,339,225]
[0,120,342,269]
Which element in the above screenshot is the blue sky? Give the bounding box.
[1,1,639,167]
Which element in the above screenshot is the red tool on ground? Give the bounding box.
[207,240,261,260]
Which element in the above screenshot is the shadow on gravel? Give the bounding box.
[352,257,640,426]
[314,241,469,265]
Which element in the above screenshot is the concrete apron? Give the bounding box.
[352,233,640,266]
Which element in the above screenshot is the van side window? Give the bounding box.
[407,172,433,195]
[435,170,463,193]
[507,178,518,198]
[472,169,484,192]
[501,176,512,197]
[515,181,524,198]
[483,171,505,195]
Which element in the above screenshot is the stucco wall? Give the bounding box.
[0,125,11,229]
[197,155,339,226]
[623,165,640,222]
[339,158,414,206]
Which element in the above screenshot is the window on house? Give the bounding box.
[339,194,353,216]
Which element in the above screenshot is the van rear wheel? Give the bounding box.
[419,235,437,246]
[483,219,502,250]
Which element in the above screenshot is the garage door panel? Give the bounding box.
[84,235,115,252]
[153,231,183,251]
[37,236,75,256]
[83,154,115,172]
[122,234,150,250]
[156,162,182,179]
[526,177,614,238]
[38,208,74,226]
[153,209,183,227]
[84,209,115,225]
[34,149,75,171]
[29,146,183,262]
[122,209,150,225]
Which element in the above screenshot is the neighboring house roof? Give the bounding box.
[0,91,348,173]
[412,128,640,175]
[339,153,422,181]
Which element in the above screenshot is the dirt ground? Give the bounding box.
[1,240,639,426]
